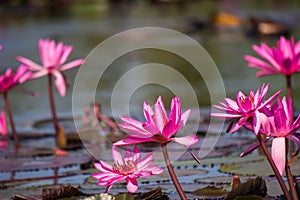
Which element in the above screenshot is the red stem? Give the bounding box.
[161,143,187,200]
[3,92,20,149]
[285,76,298,199]
[48,74,60,139]
[257,134,291,200]
[286,75,292,99]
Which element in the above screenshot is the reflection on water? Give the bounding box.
[0,0,300,128]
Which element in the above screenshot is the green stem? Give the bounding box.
[3,92,20,149]
[257,134,291,200]
[48,74,60,139]
[161,143,187,200]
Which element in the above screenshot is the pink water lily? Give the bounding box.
[267,97,300,176]
[245,36,300,77]
[92,146,163,193]
[17,39,84,96]
[114,96,198,147]
[211,84,281,134]
[0,66,32,93]
[241,97,300,176]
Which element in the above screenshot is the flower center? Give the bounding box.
[240,93,255,111]
[113,160,137,175]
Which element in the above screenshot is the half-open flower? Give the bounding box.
[211,84,281,134]
[241,97,300,176]
[0,66,31,93]
[114,96,198,147]
[17,39,84,96]
[245,36,300,77]
[92,146,163,193]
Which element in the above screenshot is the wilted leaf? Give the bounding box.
[191,186,227,197]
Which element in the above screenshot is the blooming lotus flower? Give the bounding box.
[267,97,300,176]
[240,97,300,175]
[114,96,198,147]
[0,111,7,136]
[92,146,163,193]
[211,84,281,134]
[17,39,84,96]
[0,66,31,93]
[245,36,300,77]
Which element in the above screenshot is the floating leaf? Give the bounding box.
[224,177,267,200]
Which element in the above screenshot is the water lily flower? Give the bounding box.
[267,97,300,176]
[245,36,300,77]
[211,84,281,134]
[17,39,85,96]
[114,96,198,147]
[0,66,32,93]
[92,146,163,193]
[240,97,300,176]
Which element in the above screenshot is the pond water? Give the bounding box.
[1,0,300,130]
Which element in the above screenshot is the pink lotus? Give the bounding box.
[0,111,7,136]
[211,84,281,134]
[245,36,300,76]
[17,39,84,96]
[267,97,300,176]
[92,146,163,193]
[0,66,32,93]
[241,97,300,176]
[114,96,198,147]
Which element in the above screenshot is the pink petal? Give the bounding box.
[16,56,42,71]
[157,96,169,119]
[154,100,168,133]
[126,177,138,193]
[119,123,152,137]
[240,137,270,157]
[253,44,281,70]
[162,120,176,138]
[137,152,153,170]
[112,146,124,165]
[60,59,84,71]
[230,116,249,133]
[245,55,278,73]
[59,45,73,65]
[95,160,113,172]
[0,111,7,136]
[169,97,180,126]
[120,116,144,129]
[210,113,242,118]
[171,135,199,147]
[30,69,48,79]
[52,70,67,97]
[113,137,155,146]
[142,122,160,135]
[181,109,191,126]
[271,137,286,176]
[143,101,155,124]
